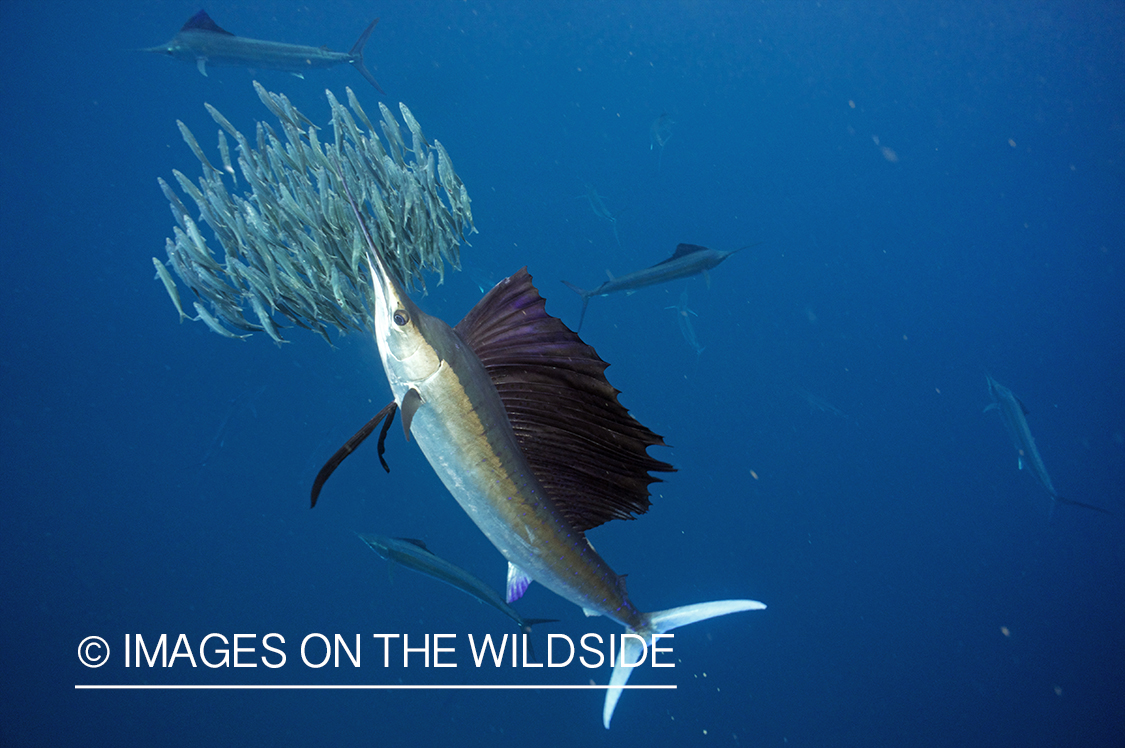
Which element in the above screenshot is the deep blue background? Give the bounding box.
[2,1,1123,745]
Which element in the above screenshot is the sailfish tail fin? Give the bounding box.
[348,18,385,94]
[602,599,766,729]
[560,280,592,332]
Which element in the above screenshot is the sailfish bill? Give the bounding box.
[317,164,766,727]
[985,375,1111,516]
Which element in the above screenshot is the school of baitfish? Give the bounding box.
[154,83,475,343]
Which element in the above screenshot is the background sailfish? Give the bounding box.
[649,113,674,170]
[563,243,751,332]
[328,171,765,728]
[145,11,385,93]
[985,375,1110,516]
[357,534,557,639]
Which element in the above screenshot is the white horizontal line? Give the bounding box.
[75,684,674,691]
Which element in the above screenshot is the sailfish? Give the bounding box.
[985,375,1110,516]
[562,243,752,332]
[358,534,557,638]
[314,169,766,727]
[649,113,674,170]
[144,11,385,93]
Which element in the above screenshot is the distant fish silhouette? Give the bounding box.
[985,375,1111,516]
[649,113,674,170]
[665,289,704,356]
[358,534,557,639]
[199,384,267,467]
[563,243,753,332]
[144,10,385,93]
[793,386,847,419]
[582,183,623,247]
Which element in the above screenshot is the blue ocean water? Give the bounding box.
[2,1,1123,745]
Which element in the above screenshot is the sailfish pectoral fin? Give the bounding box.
[400,388,423,441]
[310,401,398,507]
[196,58,208,76]
[374,405,398,472]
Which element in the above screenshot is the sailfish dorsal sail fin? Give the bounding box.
[653,243,710,267]
[672,243,709,258]
[454,268,674,533]
[182,10,234,36]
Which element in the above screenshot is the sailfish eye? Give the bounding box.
[393,310,409,326]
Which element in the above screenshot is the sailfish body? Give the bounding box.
[145,11,385,93]
[985,375,1110,515]
[357,534,556,635]
[347,191,765,727]
[562,243,749,331]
